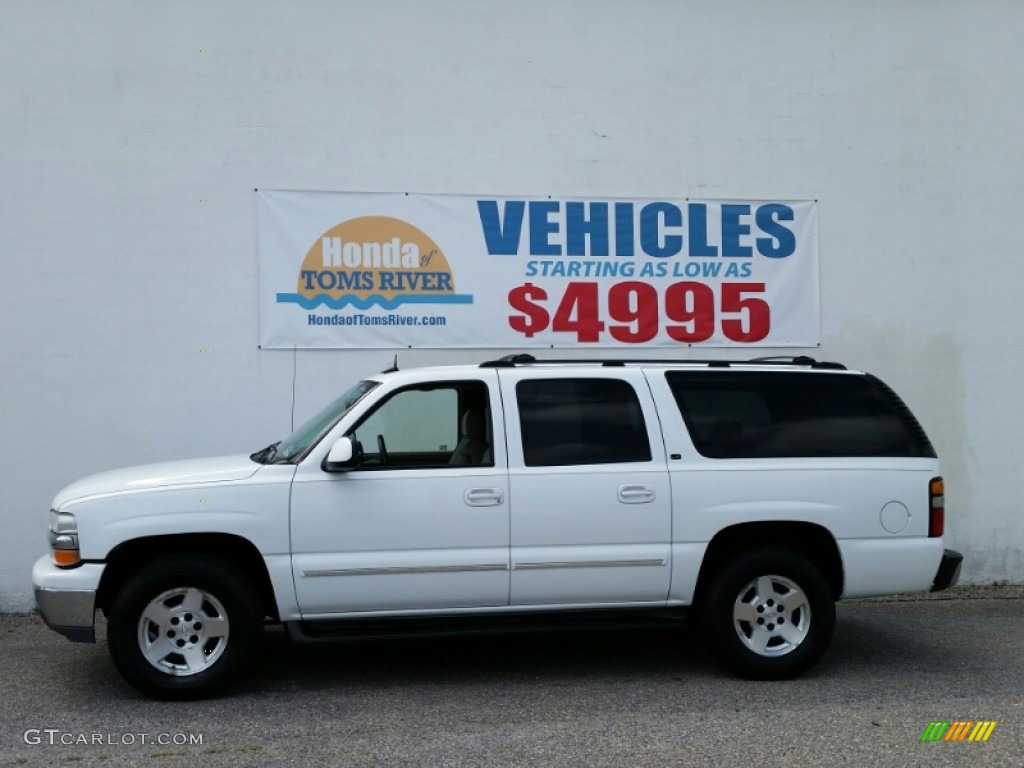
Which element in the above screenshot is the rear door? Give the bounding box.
[499,368,672,606]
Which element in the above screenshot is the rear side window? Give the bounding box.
[517,378,651,466]
[667,372,936,459]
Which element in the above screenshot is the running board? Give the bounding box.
[286,607,689,644]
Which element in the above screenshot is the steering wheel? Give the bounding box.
[376,434,389,466]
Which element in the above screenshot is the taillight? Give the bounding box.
[929,477,944,537]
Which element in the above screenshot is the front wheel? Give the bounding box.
[107,555,263,700]
[701,548,835,680]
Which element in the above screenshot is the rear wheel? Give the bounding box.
[702,548,835,679]
[107,555,263,700]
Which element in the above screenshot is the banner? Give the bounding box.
[257,191,818,349]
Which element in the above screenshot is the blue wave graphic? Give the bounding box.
[276,293,474,310]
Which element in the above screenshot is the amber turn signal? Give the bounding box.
[53,548,81,567]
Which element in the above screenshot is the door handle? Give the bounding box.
[464,487,504,507]
[618,484,655,504]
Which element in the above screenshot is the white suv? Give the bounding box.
[33,355,962,699]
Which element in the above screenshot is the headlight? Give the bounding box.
[50,510,77,533]
[48,510,80,567]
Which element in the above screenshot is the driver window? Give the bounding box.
[348,381,492,468]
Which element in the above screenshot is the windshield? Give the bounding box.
[266,380,380,462]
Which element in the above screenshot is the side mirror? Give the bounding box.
[322,436,356,472]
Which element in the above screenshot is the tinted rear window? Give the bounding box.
[666,371,935,459]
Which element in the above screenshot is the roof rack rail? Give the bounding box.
[749,355,816,364]
[479,355,847,370]
[749,355,847,369]
[480,354,538,368]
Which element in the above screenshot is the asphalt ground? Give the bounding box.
[1,586,1022,768]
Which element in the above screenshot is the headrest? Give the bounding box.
[461,409,485,439]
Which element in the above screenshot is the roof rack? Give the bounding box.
[479,354,846,370]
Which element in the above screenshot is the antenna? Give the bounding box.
[290,345,298,431]
[382,354,399,373]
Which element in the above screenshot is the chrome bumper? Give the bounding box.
[32,556,104,643]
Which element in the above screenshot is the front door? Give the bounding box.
[290,373,509,618]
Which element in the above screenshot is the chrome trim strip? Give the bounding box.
[302,563,509,578]
[514,559,667,571]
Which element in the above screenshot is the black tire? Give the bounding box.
[106,555,263,700]
[701,548,835,680]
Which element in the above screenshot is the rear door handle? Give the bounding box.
[465,487,504,507]
[618,484,655,504]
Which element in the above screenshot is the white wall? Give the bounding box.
[2,0,1021,610]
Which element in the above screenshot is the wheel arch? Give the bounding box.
[693,521,844,604]
[96,533,279,621]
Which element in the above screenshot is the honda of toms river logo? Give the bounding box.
[275,216,473,310]
[920,720,997,742]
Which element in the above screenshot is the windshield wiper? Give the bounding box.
[250,441,280,464]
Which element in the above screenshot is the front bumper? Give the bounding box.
[931,549,963,592]
[32,556,105,643]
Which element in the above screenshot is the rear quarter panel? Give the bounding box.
[644,370,943,601]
